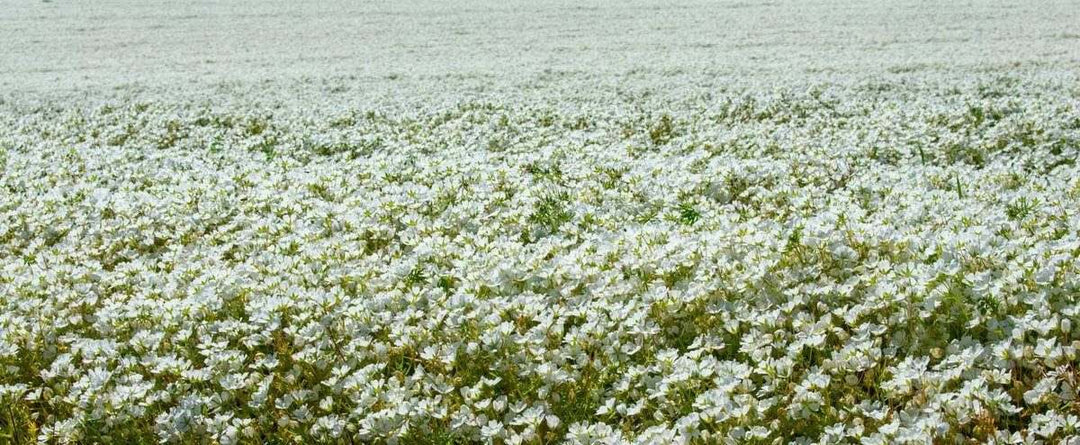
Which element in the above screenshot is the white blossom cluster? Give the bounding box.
[1,69,1079,444]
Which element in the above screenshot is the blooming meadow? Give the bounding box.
[3,0,1080,443]
[1,70,1078,444]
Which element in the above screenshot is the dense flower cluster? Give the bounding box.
[1,71,1079,443]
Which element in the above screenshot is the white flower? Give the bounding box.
[2,48,1078,444]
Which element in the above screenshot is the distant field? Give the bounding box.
[4,0,1080,90]
[2,1,1080,444]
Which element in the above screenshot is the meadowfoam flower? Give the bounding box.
[2,60,1079,443]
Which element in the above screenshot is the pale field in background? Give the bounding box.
[3,0,1079,91]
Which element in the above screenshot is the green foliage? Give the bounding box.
[528,191,573,234]
[648,114,675,145]
[1005,196,1039,221]
[676,202,701,226]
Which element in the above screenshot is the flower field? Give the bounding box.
[2,1,1080,444]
